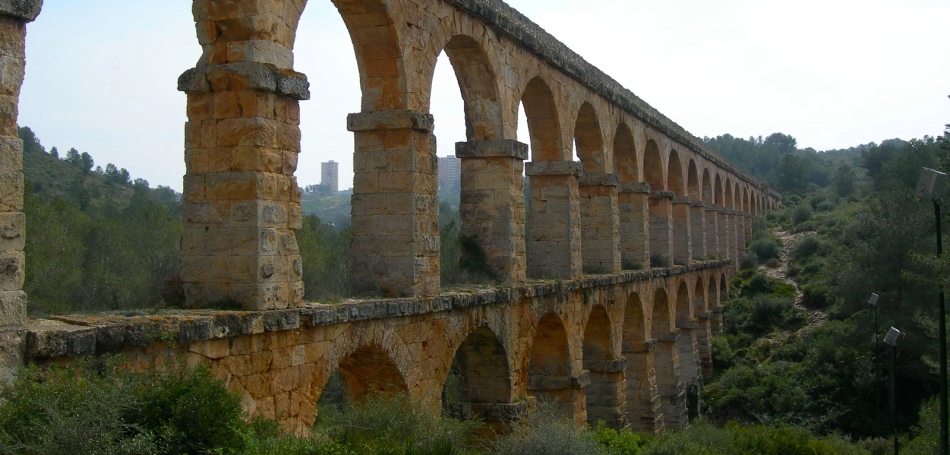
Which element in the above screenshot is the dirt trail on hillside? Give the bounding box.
[764,229,827,333]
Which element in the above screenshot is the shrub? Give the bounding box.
[793,204,813,225]
[490,404,605,455]
[792,235,821,261]
[738,252,757,270]
[589,422,648,455]
[129,364,246,454]
[0,361,250,455]
[317,392,479,455]
[649,255,669,268]
[750,237,781,262]
[0,364,158,455]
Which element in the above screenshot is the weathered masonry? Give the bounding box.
[0,0,781,434]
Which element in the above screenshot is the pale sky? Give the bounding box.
[17,0,950,192]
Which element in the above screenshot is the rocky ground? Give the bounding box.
[763,229,827,333]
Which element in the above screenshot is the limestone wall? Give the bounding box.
[24,262,730,434]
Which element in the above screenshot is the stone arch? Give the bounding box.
[527,312,574,416]
[720,274,728,301]
[522,77,566,162]
[332,0,408,111]
[312,323,414,410]
[623,291,658,431]
[574,102,606,174]
[686,160,700,200]
[724,178,734,209]
[438,35,503,141]
[693,277,713,382]
[338,346,409,399]
[708,274,720,310]
[714,173,723,207]
[692,278,707,316]
[442,326,513,421]
[583,304,622,427]
[614,123,638,183]
[701,169,712,203]
[652,286,685,428]
[651,288,672,336]
[643,139,664,189]
[674,281,691,327]
[667,150,685,196]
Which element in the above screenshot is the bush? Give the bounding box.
[738,252,757,270]
[129,364,246,454]
[317,392,479,455]
[792,235,821,261]
[793,204,813,224]
[490,404,605,455]
[0,361,250,455]
[750,238,781,262]
[0,364,157,455]
[589,422,648,455]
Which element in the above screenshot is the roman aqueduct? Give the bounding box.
[0,0,780,434]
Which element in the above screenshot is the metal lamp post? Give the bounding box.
[916,167,949,455]
[870,293,880,345]
[884,327,902,455]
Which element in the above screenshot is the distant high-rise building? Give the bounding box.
[321,160,339,193]
[438,156,461,191]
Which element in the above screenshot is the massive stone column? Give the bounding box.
[671,197,692,265]
[695,312,714,379]
[717,209,732,259]
[654,331,686,430]
[690,201,706,261]
[728,211,741,258]
[704,206,720,259]
[585,357,627,429]
[648,191,674,267]
[0,0,41,382]
[179,0,309,310]
[579,173,621,274]
[348,111,439,297]
[623,340,663,433]
[525,161,582,279]
[618,183,650,270]
[456,139,527,285]
[675,324,700,394]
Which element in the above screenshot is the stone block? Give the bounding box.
[455,139,528,159]
[0,1,40,22]
[0,54,23,99]
[525,160,582,176]
[0,289,23,327]
[0,136,21,174]
[347,110,434,133]
[0,250,22,291]
[0,211,23,252]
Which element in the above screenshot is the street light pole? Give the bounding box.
[885,326,902,455]
[936,196,946,455]
[917,167,949,455]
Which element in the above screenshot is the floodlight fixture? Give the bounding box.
[916,168,948,201]
[884,327,901,347]
[869,293,880,306]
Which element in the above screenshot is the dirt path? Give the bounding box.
[762,229,827,333]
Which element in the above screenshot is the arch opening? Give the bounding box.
[442,327,513,421]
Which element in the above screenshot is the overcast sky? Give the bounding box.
[17,0,950,192]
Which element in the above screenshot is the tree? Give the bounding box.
[764,132,798,154]
[833,163,856,197]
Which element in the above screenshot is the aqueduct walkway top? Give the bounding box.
[0,0,780,433]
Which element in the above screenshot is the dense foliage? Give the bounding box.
[704,126,950,447]
[19,127,183,315]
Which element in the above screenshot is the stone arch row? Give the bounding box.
[253,270,731,433]
[0,0,774,318]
